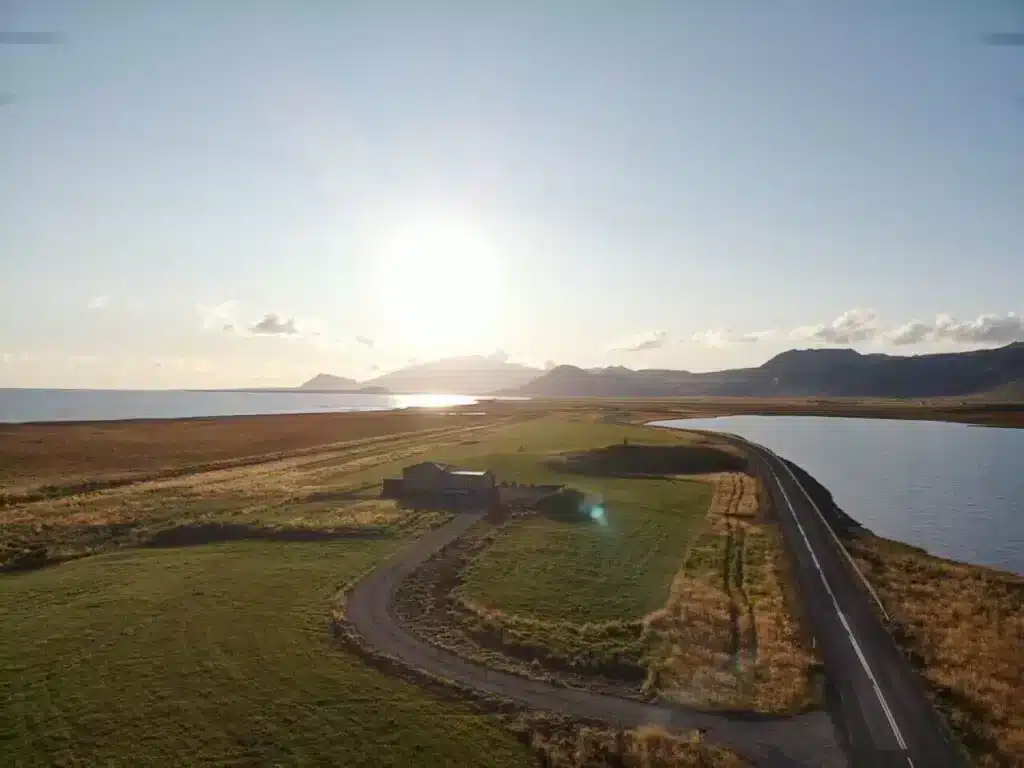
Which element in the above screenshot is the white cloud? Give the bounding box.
[791,308,878,344]
[87,296,108,310]
[608,330,669,352]
[886,312,1024,346]
[691,329,776,347]
[356,335,375,348]
[883,320,933,346]
[250,313,301,336]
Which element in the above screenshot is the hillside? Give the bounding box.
[299,373,363,390]
[510,343,1024,399]
[362,356,541,395]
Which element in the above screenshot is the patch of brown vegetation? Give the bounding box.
[511,714,747,767]
[547,443,747,478]
[0,409,496,500]
[1,419,496,569]
[848,534,1024,767]
[644,473,818,713]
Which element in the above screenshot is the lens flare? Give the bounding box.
[588,505,607,524]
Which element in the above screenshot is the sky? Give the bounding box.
[2,1,1022,388]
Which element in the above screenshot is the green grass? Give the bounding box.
[0,540,534,767]
[448,420,715,624]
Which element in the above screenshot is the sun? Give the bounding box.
[369,215,504,353]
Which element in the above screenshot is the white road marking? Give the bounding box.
[763,455,912,763]
[771,450,891,622]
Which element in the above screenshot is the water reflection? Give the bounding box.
[653,416,1023,574]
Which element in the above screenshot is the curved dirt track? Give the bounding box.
[346,511,845,767]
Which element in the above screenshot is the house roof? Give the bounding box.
[405,461,453,472]
[403,462,490,477]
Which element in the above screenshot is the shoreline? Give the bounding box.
[706,432,1021,765]
[0,392,1021,428]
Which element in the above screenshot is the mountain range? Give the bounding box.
[301,342,1024,399]
[510,343,1024,399]
[300,356,539,395]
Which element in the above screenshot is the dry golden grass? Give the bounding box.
[0,409,494,499]
[644,473,817,713]
[848,535,1024,767]
[514,716,747,767]
[1,418,507,568]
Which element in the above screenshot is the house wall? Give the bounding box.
[446,472,495,491]
[402,463,449,492]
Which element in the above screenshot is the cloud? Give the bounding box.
[791,308,878,344]
[886,312,1024,346]
[691,329,776,347]
[884,320,933,346]
[544,360,557,370]
[249,313,301,336]
[87,296,108,310]
[608,330,669,352]
[356,335,375,348]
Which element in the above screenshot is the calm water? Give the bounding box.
[653,416,1023,574]
[0,389,479,423]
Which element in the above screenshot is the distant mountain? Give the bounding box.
[509,343,1024,399]
[362,356,541,395]
[299,373,363,390]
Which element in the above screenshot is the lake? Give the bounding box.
[652,416,1023,575]
[0,389,480,424]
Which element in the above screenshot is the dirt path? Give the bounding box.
[345,511,846,767]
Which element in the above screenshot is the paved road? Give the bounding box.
[347,512,844,767]
[741,441,965,768]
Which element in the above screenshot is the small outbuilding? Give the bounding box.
[400,462,496,495]
[381,461,498,506]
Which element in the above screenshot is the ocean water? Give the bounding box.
[0,388,480,424]
[654,415,1023,574]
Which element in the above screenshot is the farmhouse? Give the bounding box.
[381,461,498,506]
[401,461,496,495]
[381,462,570,511]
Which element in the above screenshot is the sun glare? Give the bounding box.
[371,215,504,352]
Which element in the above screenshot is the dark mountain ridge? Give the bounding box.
[510,343,1024,399]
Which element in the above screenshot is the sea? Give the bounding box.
[0,388,483,424]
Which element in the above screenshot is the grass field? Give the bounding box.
[848,535,1023,768]
[385,418,816,713]
[644,474,816,712]
[1,417,507,569]
[4,403,1016,764]
[443,420,719,624]
[0,540,535,767]
[0,410,492,501]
